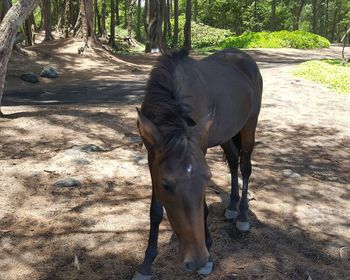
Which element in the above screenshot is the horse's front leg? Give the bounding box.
[133,189,163,280]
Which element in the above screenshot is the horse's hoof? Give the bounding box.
[132,271,152,280]
[197,261,214,275]
[236,221,250,232]
[224,209,238,220]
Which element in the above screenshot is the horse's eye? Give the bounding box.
[162,180,171,191]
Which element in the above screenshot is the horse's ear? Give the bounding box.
[136,108,162,149]
[193,106,215,151]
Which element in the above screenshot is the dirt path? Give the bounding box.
[0,43,349,280]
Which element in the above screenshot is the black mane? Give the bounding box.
[141,49,192,157]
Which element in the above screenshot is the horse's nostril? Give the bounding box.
[184,261,196,272]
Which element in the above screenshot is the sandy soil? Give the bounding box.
[0,40,349,280]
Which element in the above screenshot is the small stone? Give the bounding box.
[54,178,81,187]
[73,144,102,153]
[20,73,39,83]
[283,169,301,178]
[137,158,148,165]
[40,66,59,78]
[73,158,90,165]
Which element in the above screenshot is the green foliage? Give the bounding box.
[294,60,350,94]
[220,30,330,49]
[176,16,232,48]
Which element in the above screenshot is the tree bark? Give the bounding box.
[183,0,191,50]
[43,0,54,40]
[109,0,116,47]
[172,0,178,48]
[0,0,40,113]
[270,0,276,31]
[73,0,94,40]
[136,0,141,41]
[94,0,102,35]
[116,0,120,25]
[101,1,106,36]
[127,0,136,38]
[24,13,35,45]
[63,0,70,37]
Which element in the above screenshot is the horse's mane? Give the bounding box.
[142,49,193,157]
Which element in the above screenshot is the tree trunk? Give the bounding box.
[127,0,136,38]
[116,0,120,25]
[74,0,94,40]
[1,0,11,20]
[136,0,141,41]
[162,0,167,46]
[166,0,171,39]
[270,0,276,31]
[183,0,191,50]
[24,13,34,45]
[146,0,162,52]
[0,0,40,114]
[143,0,148,36]
[101,1,106,36]
[43,0,54,40]
[63,0,70,37]
[172,0,178,48]
[293,0,306,30]
[193,0,197,22]
[124,0,127,28]
[94,0,102,35]
[312,0,317,33]
[109,0,115,47]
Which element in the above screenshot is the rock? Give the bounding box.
[54,178,81,187]
[137,158,148,165]
[40,66,59,78]
[283,169,301,178]
[72,144,102,153]
[340,246,350,262]
[20,73,39,83]
[73,158,90,165]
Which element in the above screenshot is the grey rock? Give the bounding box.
[73,158,90,165]
[283,169,301,178]
[40,66,59,78]
[54,178,81,187]
[137,158,148,165]
[72,144,102,153]
[20,73,39,83]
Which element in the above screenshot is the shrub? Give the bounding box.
[220,30,330,49]
[176,16,232,49]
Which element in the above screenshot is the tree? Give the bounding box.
[0,0,40,114]
[43,0,54,40]
[172,0,178,48]
[183,0,191,50]
[73,0,94,41]
[109,0,116,47]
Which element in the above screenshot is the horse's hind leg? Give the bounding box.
[221,134,241,220]
[236,120,257,232]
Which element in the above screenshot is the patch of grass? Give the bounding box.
[294,59,350,94]
[219,30,330,49]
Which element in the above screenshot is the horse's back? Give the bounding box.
[181,49,262,146]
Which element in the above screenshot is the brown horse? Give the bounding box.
[134,48,263,279]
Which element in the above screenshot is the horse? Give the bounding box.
[134,48,263,279]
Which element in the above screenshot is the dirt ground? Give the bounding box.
[0,40,349,280]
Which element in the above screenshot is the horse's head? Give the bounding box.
[137,108,214,271]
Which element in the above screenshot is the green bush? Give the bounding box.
[294,60,350,94]
[176,16,232,49]
[220,30,330,49]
